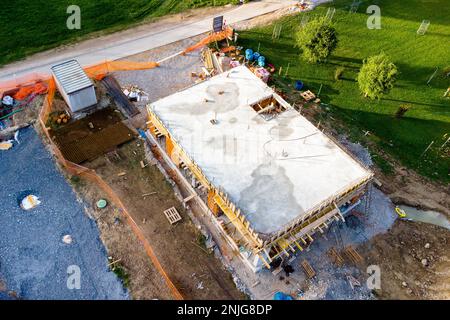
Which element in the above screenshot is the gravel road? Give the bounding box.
[0,127,128,300]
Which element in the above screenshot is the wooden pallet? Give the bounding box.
[163,207,182,225]
[343,246,364,265]
[300,90,316,102]
[327,247,344,267]
[301,260,316,279]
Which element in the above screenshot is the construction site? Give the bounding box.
[147,65,373,272]
[1,0,449,301]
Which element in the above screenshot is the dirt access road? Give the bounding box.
[0,0,297,82]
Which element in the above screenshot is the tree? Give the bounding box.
[357,53,398,99]
[295,17,338,63]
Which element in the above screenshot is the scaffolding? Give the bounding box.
[147,104,373,271]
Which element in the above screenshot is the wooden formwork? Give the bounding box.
[327,247,344,267]
[301,260,316,279]
[343,246,364,265]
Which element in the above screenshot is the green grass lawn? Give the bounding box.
[238,0,450,184]
[0,0,237,66]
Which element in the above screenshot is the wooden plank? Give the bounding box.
[343,246,364,265]
[301,260,316,279]
[327,247,344,267]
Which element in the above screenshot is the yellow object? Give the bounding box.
[0,141,13,150]
[395,207,407,218]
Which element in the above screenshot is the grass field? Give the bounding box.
[0,0,237,66]
[238,0,450,183]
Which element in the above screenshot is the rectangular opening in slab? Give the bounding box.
[250,95,286,121]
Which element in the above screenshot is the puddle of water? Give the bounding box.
[398,205,450,231]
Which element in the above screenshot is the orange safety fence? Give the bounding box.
[0,73,50,96]
[183,27,234,54]
[38,85,184,300]
[13,81,48,100]
[2,28,237,299]
[1,27,233,96]
[84,60,159,80]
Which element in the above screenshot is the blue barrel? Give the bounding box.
[273,292,294,300]
[295,80,304,91]
[253,52,261,61]
[245,49,254,61]
[258,56,266,67]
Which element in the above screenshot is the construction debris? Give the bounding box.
[122,84,149,102]
[347,275,361,290]
[327,247,344,267]
[2,95,14,106]
[96,199,108,209]
[20,194,41,210]
[301,260,316,279]
[300,90,316,102]
[343,246,364,265]
[0,140,13,150]
[140,160,148,168]
[62,235,73,244]
[164,206,182,225]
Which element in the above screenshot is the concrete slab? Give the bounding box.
[150,66,372,236]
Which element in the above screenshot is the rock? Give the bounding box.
[62,235,72,244]
[424,243,431,249]
[402,281,408,288]
[421,258,428,267]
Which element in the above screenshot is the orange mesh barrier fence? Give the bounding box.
[13,81,48,100]
[38,78,56,125]
[84,60,159,80]
[1,28,237,299]
[35,71,182,299]
[0,73,50,95]
[183,27,234,54]
[38,94,184,300]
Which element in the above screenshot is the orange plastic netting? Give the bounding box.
[1,29,236,300]
[13,82,48,100]
[84,60,160,80]
[1,28,233,96]
[183,27,234,54]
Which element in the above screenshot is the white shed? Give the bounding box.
[51,60,97,113]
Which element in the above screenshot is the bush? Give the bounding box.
[357,52,398,99]
[335,67,345,81]
[395,104,411,118]
[295,17,338,64]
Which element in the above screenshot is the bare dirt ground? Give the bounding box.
[69,175,174,300]
[358,220,450,300]
[84,140,245,300]
[375,163,450,217]
[299,101,450,300]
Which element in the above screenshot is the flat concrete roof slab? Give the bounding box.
[150,66,371,236]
